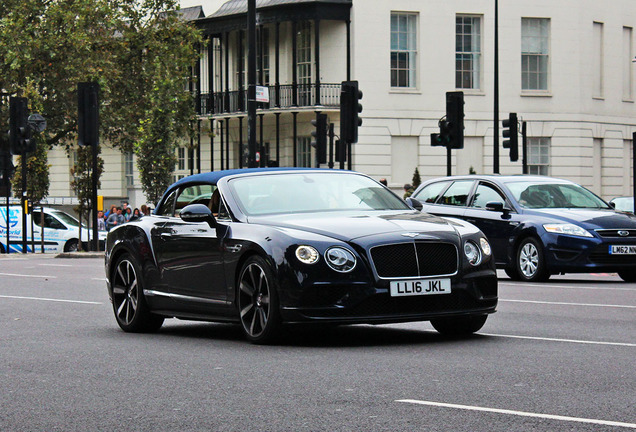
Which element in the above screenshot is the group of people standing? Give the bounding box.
[97,202,151,231]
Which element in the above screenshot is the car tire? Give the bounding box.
[111,253,164,333]
[64,239,79,252]
[618,269,636,282]
[516,237,550,282]
[430,315,488,335]
[237,255,281,344]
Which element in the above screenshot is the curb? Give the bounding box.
[56,252,105,259]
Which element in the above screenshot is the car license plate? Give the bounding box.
[390,279,451,297]
[609,245,636,255]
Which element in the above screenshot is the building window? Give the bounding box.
[258,27,270,86]
[522,18,550,91]
[391,12,417,88]
[297,137,312,168]
[456,15,481,90]
[297,21,312,105]
[177,147,186,171]
[124,152,134,188]
[593,22,604,98]
[623,27,633,100]
[527,137,550,175]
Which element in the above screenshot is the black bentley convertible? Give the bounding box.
[105,168,497,343]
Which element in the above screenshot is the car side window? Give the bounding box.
[157,190,178,216]
[216,196,231,221]
[471,183,506,208]
[438,181,474,206]
[175,184,215,215]
[413,181,450,203]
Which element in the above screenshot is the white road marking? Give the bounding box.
[0,272,56,279]
[480,332,636,347]
[38,263,72,267]
[91,278,107,281]
[500,282,636,291]
[396,399,636,429]
[0,295,101,305]
[500,299,636,309]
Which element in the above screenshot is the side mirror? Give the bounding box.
[485,201,505,212]
[180,204,216,227]
[406,197,424,211]
[609,202,616,209]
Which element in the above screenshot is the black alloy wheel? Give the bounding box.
[111,254,164,332]
[430,315,488,335]
[516,237,550,282]
[237,256,281,344]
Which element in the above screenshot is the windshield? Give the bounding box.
[505,181,610,209]
[229,172,411,216]
[52,211,80,227]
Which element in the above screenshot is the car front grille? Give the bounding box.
[595,229,636,238]
[370,242,458,278]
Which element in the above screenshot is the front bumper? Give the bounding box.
[542,233,636,273]
[280,271,498,324]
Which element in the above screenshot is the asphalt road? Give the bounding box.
[0,255,634,432]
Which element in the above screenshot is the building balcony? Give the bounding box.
[196,83,341,116]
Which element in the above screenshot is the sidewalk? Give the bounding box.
[0,251,104,259]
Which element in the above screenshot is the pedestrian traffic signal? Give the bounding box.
[445,91,464,149]
[311,113,328,164]
[340,81,363,144]
[9,97,34,155]
[502,112,519,162]
[78,82,100,147]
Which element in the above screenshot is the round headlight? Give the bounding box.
[295,245,319,264]
[480,237,491,256]
[325,247,356,273]
[464,241,482,266]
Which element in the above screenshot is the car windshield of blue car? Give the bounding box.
[505,181,610,209]
[229,172,411,215]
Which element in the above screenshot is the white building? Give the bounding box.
[45,0,636,208]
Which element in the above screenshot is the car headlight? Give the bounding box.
[480,237,491,256]
[295,245,319,264]
[324,247,356,273]
[543,224,593,238]
[464,241,482,266]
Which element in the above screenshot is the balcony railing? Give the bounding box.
[197,83,341,115]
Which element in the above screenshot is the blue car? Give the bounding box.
[411,175,636,282]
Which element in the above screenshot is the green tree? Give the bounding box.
[412,167,422,189]
[10,83,50,204]
[0,0,202,205]
[70,146,104,250]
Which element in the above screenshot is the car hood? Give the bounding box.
[250,211,460,242]
[525,208,636,229]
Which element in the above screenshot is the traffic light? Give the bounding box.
[78,82,100,147]
[340,80,363,144]
[445,91,464,149]
[311,113,328,164]
[430,133,446,147]
[502,112,519,162]
[0,150,15,181]
[9,97,34,155]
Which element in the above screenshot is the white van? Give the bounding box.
[0,206,107,253]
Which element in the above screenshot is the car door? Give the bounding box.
[463,181,518,265]
[152,184,227,306]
